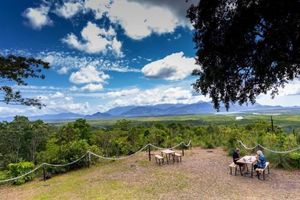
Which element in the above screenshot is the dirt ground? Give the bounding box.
[0,147,300,200]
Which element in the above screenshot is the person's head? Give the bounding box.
[257,150,263,156]
[235,148,240,153]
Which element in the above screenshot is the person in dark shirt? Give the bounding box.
[232,148,245,172]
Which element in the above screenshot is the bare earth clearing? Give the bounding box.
[0,147,300,200]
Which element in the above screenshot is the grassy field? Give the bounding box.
[52,113,300,132]
[1,147,300,200]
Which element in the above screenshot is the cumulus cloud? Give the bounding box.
[0,91,91,117]
[98,85,209,111]
[37,92,91,114]
[106,0,184,40]
[81,83,104,92]
[23,6,52,29]
[62,22,122,55]
[64,0,194,39]
[24,0,197,37]
[84,0,111,19]
[276,79,300,96]
[142,52,200,81]
[129,0,199,26]
[29,51,139,74]
[4,83,209,115]
[55,1,83,18]
[69,65,109,85]
[106,88,140,98]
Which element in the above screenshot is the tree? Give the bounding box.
[187,0,300,110]
[0,55,49,108]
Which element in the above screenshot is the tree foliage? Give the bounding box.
[0,55,49,108]
[187,0,300,110]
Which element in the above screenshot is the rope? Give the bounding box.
[88,144,150,160]
[237,140,300,154]
[0,164,44,184]
[43,153,88,167]
[0,140,191,183]
[149,140,192,150]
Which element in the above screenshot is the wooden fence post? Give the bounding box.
[88,152,91,167]
[43,165,46,181]
[148,145,151,161]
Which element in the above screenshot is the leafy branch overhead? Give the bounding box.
[187,0,300,110]
[0,55,49,108]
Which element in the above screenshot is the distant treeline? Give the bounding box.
[0,116,300,184]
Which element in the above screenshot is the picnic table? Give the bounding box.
[237,155,257,177]
[161,149,175,164]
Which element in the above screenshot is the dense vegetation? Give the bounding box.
[0,116,300,185]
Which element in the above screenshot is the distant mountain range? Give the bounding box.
[1,102,300,122]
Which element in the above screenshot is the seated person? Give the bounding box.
[232,148,246,173]
[254,150,266,171]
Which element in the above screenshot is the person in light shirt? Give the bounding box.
[254,150,266,170]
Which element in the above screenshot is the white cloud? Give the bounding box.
[257,79,300,106]
[81,0,192,40]
[107,0,184,40]
[0,91,92,117]
[38,51,139,74]
[4,83,208,115]
[276,79,300,96]
[55,1,83,19]
[81,83,104,92]
[99,85,209,111]
[142,52,200,80]
[69,65,109,85]
[62,21,122,55]
[106,88,140,98]
[25,0,195,38]
[23,6,52,29]
[37,92,91,114]
[84,0,111,19]
[0,107,26,117]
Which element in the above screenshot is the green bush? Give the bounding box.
[289,152,300,168]
[38,139,100,174]
[8,161,35,185]
[0,170,8,180]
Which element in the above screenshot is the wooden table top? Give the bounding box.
[161,149,175,154]
[237,156,257,164]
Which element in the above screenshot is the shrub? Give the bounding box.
[38,139,101,174]
[0,170,8,180]
[8,161,35,185]
[289,152,300,168]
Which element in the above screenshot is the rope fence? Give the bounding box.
[0,140,191,184]
[237,140,300,154]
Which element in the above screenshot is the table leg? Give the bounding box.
[239,165,243,176]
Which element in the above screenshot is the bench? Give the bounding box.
[255,162,270,180]
[173,153,182,163]
[229,162,238,175]
[155,154,164,165]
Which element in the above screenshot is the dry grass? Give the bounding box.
[0,147,300,200]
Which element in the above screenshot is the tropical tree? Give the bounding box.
[187,0,300,110]
[0,55,49,108]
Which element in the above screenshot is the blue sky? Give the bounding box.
[0,0,300,116]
